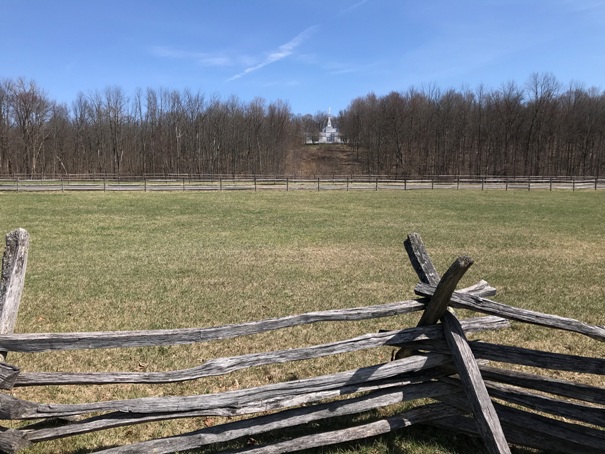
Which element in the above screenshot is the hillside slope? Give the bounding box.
[285,144,365,177]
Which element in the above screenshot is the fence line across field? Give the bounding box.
[0,175,603,192]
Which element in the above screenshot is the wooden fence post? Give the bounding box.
[398,233,511,454]
[393,243,464,360]
[441,311,512,454]
[0,229,29,363]
[415,255,473,326]
[403,232,441,287]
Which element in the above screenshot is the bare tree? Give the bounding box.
[524,73,561,175]
[0,80,12,174]
[244,98,266,173]
[103,86,129,175]
[7,78,52,176]
[47,102,70,175]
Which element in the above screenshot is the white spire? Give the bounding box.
[307,106,341,144]
[326,107,333,128]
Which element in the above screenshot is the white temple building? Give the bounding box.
[306,108,343,144]
[318,110,342,143]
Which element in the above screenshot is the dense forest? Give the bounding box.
[1,73,604,177]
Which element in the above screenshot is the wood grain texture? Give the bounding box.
[441,311,510,454]
[0,428,30,454]
[212,403,461,454]
[404,233,440,285]
[2,353,452,419]
[478,364,605,406]
[215,404,459,454]
[457,280,497,298]
[427,414,605,454]
[417,256,473,326]
[404,233,495,297]
[23,378,456,444]
[0,229,29,363]
[482,379,605,427]
[415,282,605,341]
[439,392,605,452]
[14,316,508,386]
[74,384,461,454]
[0,363,20,389]
[0,299,425,353]
[469,341,605,375]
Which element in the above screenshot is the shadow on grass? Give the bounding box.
[139,409,538,454]
[44,403,541,453]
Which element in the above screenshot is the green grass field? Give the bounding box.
[0,190,604,453]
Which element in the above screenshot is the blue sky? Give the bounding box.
[2,0,604,115]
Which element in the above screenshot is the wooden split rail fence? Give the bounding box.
[0,229,603,453]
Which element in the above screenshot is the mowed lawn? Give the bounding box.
[0,189,604,453]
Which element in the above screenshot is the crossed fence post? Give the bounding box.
[395,232,511,454]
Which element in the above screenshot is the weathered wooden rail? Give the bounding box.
[0,229,603,453]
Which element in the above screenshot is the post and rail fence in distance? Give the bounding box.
[0,175,603,192]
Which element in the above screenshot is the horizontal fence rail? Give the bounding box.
[0,175,603,192]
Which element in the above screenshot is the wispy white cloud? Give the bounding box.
[227,25,318,82]
[339,0,370,16]
[151,46,232,67]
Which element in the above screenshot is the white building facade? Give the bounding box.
[317,114,342,143]
[306,109,343,144]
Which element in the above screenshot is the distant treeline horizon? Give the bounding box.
[1,73,603,177]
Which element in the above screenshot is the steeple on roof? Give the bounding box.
[305,107,342,144]
[326,107,333,129]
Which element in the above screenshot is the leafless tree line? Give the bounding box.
[1,73,604,177]
[0,78,298,176]
[339,73,605,177]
